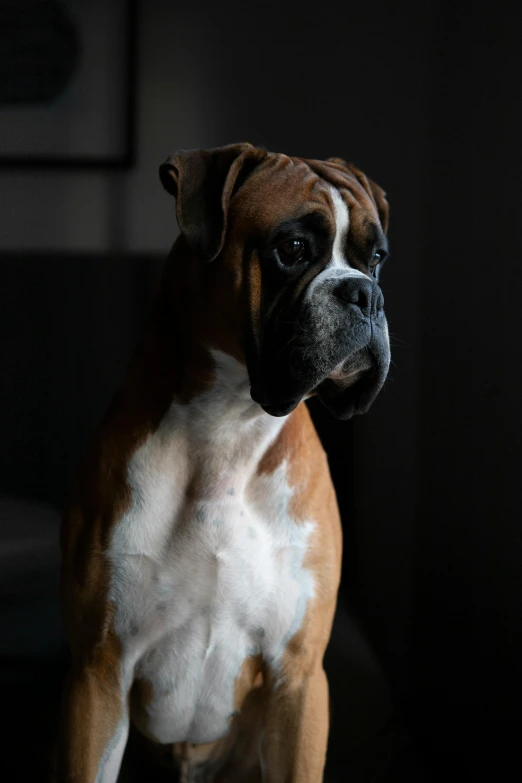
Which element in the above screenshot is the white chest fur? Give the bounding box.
[106,353,316,745]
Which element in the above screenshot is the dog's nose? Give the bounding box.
[335,276,384,318]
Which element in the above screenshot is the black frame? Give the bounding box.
[0,0,137,170]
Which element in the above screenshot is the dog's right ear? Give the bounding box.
[159,143,266,262]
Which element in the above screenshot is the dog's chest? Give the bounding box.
[107,438,315,745]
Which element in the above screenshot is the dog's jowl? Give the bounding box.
[57,144,390,783]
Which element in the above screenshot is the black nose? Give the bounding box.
[335,276,384,318]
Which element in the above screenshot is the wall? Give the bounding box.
[0,2,221,252]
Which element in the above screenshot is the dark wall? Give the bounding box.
[1,257,163,506]
[412,3,522,772]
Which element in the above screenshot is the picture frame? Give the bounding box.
[0,0,137,169]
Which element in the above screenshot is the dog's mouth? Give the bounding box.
[315,373,375,419]
[250,348,382,419]
[325,351,373,389]
[249,388,300,418]
[314,350,379,419]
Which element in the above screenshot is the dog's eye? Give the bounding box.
[276,239,307,267]
[370,249,387,276]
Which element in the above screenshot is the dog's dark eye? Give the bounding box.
[370,249,387,276]
[276,239,307,267]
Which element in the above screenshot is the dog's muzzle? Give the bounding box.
[249,275,390,420]
[315,276,390,419]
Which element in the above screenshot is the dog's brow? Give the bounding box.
[268,211,330,241]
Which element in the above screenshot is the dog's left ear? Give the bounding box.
[327,157,389,235]
[160,143,266,261]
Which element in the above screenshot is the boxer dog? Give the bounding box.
[57,144,390,782]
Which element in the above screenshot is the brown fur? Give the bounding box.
[57,144,387,782]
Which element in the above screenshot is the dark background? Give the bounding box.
[1,1,521,780]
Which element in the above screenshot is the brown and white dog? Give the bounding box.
[56,144,390,782]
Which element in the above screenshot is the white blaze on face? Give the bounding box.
[328,185,369,278]
[329,186,349,269]
[304,186,370,306]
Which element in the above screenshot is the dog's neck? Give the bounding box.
[162,349,288,498]
[152,235,245,361]
[122,245,286,480]
[124,341,287,502]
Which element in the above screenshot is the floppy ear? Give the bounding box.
[326,157,389,235]
[159,143,266,261]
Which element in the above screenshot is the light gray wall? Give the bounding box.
[0,2,223,253]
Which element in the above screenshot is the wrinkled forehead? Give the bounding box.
[228,153,381,239]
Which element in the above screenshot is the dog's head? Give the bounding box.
[160,143,390,419]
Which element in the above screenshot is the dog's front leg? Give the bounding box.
[54,653,129,783]
[261,666,329,783]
